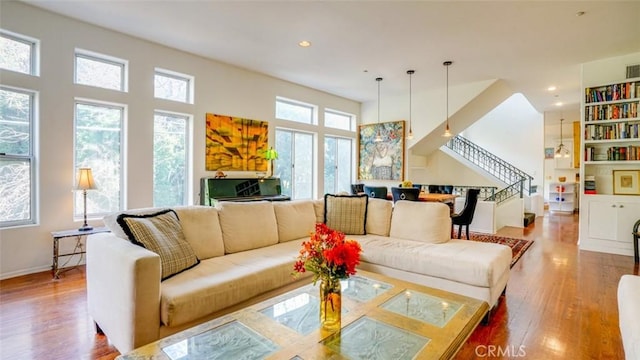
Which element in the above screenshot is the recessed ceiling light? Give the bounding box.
[576,11,585,17]
[298,40,311,47]
[555,102,563,107]
[547,86,557,91]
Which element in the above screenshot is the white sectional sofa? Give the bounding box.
[87,197,511,353]
[618,274,640,360]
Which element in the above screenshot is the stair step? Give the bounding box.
[524,212,536,227]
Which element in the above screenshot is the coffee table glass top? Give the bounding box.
[322,316,430,360]
[162,321,279,360]
[118,270,488,360]
[258,275,393,335]
[380,290,462,327]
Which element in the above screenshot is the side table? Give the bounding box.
[51,226,110,279]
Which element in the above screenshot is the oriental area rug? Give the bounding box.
[454,231,533,268]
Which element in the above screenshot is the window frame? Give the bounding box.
[74,49,128,92]
[73,98,126,219]
[154,68,194,104]
[0,29,39,76]
[0,85,38,228]
[275,97,317,125]
[324,108,356,132]
[153,110,192,207]
[324,135,354,195]
[275,127,316,200]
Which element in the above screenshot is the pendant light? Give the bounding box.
[555,117,570,158]
[442,61,453,137]
[407,70,415,140]
[374,77,383,142]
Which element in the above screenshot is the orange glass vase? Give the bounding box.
[319,277,341,331]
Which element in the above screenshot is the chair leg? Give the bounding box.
[457,225,462,239]
[465,225,470,240]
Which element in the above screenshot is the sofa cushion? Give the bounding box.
[313,199,325,223]
[390,201,451,244]
[273,200,316,242]
[117,209,200,280]
[218,201,279,253]
[355,236,511,288]
[174,206,224,260]
[160,240,311,327]
[366,198,393,236]
[324,194,368,235]
[104,207,168,239]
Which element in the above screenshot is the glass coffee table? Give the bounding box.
[117,270,488,360]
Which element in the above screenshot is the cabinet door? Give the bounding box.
[616,202,640,244]
[588,201,617,240]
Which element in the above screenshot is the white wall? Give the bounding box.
[461,93,544,189]
[0,3,360,279]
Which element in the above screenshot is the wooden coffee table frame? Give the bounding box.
[118,270,488,360]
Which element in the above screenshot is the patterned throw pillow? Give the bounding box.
[324,194,368,235]
[117,209,199,280]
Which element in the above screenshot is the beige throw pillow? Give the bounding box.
[324,194,368,235]
[117,209,200,280]
[389,201,451,244]
[273,200,316,242]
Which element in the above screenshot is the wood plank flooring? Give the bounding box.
[0,212,637,359]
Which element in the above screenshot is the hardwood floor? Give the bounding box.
[0,212,637,359]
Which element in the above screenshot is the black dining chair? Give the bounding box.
[351,183,365,195]
[451,189,480,239]
[428,185,440,194]
[363,185,388,199]
[391,187,420,203]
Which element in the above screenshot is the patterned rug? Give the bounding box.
[454,231,533,268]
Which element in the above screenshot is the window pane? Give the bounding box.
[336,138,352,194]
[0,33,33,75]
[0,88,31,155]
[276,99,314,124]
[154,71,190,103]
[275,130,292,197]
[325,110,353,131]
[154,113,187,207]
[294,132,313,199]
[0,158,31,223]
[324,137,336,195]
[75,54,124,91]
[75,102,123,215]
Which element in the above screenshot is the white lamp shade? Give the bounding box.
[75,168,97,190]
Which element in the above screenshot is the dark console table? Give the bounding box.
[200,177,290,205]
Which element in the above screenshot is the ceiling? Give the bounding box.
[23,1,640,113]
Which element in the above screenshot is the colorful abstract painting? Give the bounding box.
[358,120,405,180]
[205,113,269,171]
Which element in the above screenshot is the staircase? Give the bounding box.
[443,135,534,205]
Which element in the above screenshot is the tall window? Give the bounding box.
[324,109,355,131]
[74,100,124,217]
[0,30,38,76]
[276,97,316,124]
[275,129,314,200]
[74,49,127,91]
[154,68,193,103]
[153,111,189,207]
[0,87,36,227]
[324,136,353,195]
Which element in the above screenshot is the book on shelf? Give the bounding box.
[585,81,638,103]
[584,145,640,161]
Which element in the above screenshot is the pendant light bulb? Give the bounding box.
[375,77,383,142]
[555,117,569,157]
[442,61,453,137]
[407,70,415,140]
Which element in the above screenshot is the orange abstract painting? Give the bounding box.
[205,113,269,171]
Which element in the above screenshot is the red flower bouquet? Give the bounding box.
[293,223,362,283]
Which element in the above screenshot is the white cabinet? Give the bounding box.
[548,182,577,213]
[579,194,640,256]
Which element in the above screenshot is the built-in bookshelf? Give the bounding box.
[583,78,640,166]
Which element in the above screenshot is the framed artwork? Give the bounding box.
[544,147,554,159]
[358,120,405,181]
[613,170,640,195]
[205,113,269,171]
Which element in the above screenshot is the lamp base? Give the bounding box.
[79,225,93,232]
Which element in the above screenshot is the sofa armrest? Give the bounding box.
[87,232,161,353]
[618,274,640,360]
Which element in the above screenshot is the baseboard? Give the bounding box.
[0,265,51,281]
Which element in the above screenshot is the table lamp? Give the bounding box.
[264,147,278,177]
[75,167,97,231]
